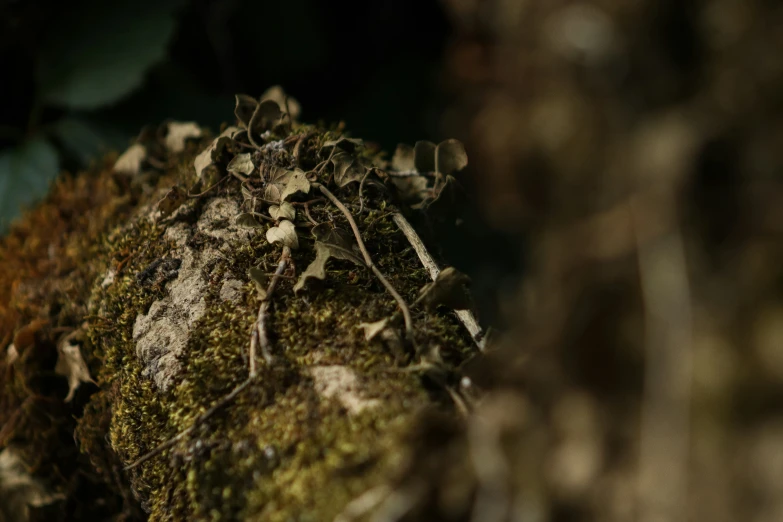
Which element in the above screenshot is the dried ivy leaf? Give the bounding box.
[158,185,186,218]
[55,334,95,402]
[113,143,146,175]
[266,219,298,248]
[263,166,293,202]
[418,267,473,310]
[322,137,363,153]
[391,175,429,203]
[293,243,331,293]
[227,153,255,176]
[0,447,62,522]
[358,318,389,341]
[269,202,295,221]
[164,121,202,153]
[261,85,301,121]
[391,143,415,171]
[235,213,262,228]
[280,169,310,201]
[253,100,284,134]
[436,139,468,175]
[247,265,268,299]
[414,140,436,173]
[6,343,18,364]
[234,94,257,128]
[312,224,365,266]
[194,126,239,180]
[331,152,367,187]
[293,226,365,293]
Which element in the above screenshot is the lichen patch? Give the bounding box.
[309,365,381,415]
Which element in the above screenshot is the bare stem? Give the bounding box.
[313,183,413,340]
[123,377,254,470]
[392,213,486,351]
[249,246,291,377]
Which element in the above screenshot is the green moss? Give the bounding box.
[2,120,476,521]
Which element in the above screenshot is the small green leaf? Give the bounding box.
[0,138,60,233]
[269,202,295,221]
[266,219,298,248]
[263,166,293,202]
[250,100,283,134]
[390,175,429,203]
[227,153,255,176]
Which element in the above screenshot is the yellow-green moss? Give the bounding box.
[3,122,476,521]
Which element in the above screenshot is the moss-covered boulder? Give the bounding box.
[0,96,480,521]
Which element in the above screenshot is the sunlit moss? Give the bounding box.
[2,121,475,521]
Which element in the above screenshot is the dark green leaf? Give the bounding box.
[418,267,473,310]
[36,0,182,109]
[436,139,468,175]
[0,138,60,233]
[391,143,415,171]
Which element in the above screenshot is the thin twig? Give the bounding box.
[123,377,254,470]
[303,202,319,226]
[188,175,229,198]
[248,246,291,377]
[313,183,413,340]
[392,213,486,351]
[632,197,693,522]
[293,132,314,167]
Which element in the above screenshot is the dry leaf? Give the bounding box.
[6,344,18,365]
[331,152,367,187]
[261,85,301,121]
[164,121,202,153]
[234,94,257,128]
[391,175,429,203]
[227,153,255,176]
[113,143,146,175]
[55,334,95,402]
[358,318,389,341]
[322,137,363,152]
[293,243,332,293]
[263,166,293,202]
[280,169,310,200]
[266,219,299,249]
[269,202,295,221]
[436,139,468,175]
[414,140,436,173]
[294,226,365,293]
[235,213,262,228]
[158,186,186,218]
[193,126,239,180]
[0,447,62,522]
[391,143,415,171]
[418,266,473,311]
[247,265,268,299]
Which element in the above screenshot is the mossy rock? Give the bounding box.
[0,107,478,521]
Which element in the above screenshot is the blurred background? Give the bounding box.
[3,0,783,520]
